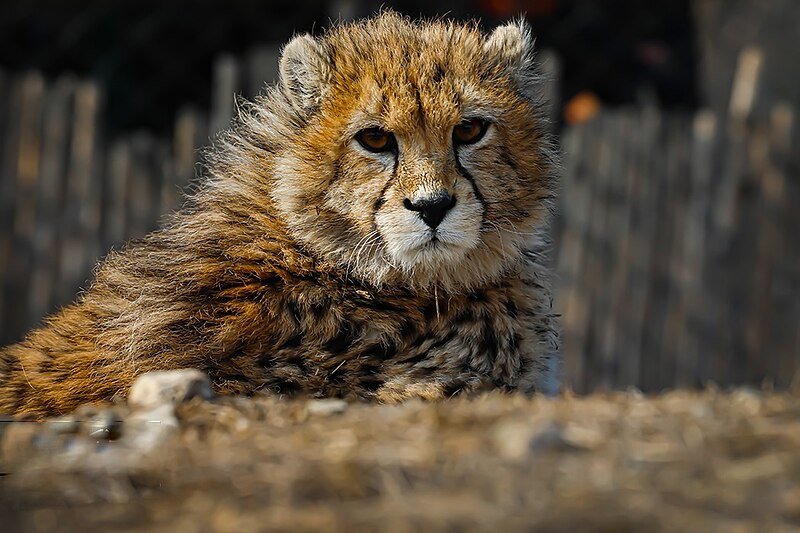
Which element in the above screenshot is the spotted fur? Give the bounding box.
[0,12,559,417]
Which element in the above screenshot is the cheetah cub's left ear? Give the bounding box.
[279,34,331,115]
[483,19,537,82]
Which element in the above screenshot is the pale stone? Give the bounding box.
[128,368,214,410]
[307,398,349,416]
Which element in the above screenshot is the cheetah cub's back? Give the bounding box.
[0,12,559,417]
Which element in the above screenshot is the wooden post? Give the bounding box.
[27,77,75,329]
[7,73,45,341]
[56,81,102,307]
[104,139,131,250]
[246,45,281,98]
[210,55,240,137]
[555,120,592,392]
[0,72,20,345]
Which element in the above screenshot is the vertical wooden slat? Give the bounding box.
[0,71,20,345]
[629,106,662,391]
[538,50,561,130]
[740,121,772,385]
[591,113,622,390]
[126,133,159,241]
[555,120,591,392]
[7,73,45,342]
[27,77,75,329]
[677,110,717,387]
[759,104,796,387]
[163,107,206,215]
[661,116,693,388]
[604,110,636,388]
[210,55,241,137]
[104,139,131,251]
[246,45,281,98]
[57,81,102,306]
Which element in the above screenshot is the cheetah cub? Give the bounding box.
[0,12,559,417]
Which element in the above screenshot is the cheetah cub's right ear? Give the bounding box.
[279,34,331,115]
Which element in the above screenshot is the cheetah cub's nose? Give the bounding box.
[403,192,457,229]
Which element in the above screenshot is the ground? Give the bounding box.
[3,388,800,531]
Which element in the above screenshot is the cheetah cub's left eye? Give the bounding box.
[453,118,489,145]
[356,128,395,153]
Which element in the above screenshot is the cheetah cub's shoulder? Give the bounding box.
[0,12,559,417]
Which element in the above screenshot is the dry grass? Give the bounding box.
[3,389,800,531]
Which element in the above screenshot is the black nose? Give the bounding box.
[403,192,456,229]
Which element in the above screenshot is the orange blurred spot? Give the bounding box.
[564,91,601,125]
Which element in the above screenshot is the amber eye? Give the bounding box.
[356,128,395,153]
[453,118,488,145]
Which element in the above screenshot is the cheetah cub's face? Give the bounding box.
[272,13,555,292]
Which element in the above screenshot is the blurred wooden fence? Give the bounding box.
[0,48,798,393]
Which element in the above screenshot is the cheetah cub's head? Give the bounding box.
[269,13,556,292]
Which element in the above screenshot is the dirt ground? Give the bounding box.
[2,388,800,532]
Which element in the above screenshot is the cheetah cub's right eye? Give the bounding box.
[356,128,396,153]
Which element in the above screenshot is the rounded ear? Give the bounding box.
[483,19,535,72]
[279,34,330,114]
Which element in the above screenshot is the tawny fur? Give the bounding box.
[0,12,559,417]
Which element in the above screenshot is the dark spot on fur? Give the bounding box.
[400,351,428,365]
[479,328,499,362]
[511,333,522,351]
[399,320,418,341]
[218,341,249,363]
[271,378,301,395]
[468,290,486,302]
[492,378,515,391]
[454,307,474,324]
[360,376,384,392]
[363,339,398,360]
[432,63,445,83]
[286,300,302,325]
[324,321,358,354]
[358,298,403,314]
[218,373,252,383]
[505,300,519,319]
[500,149,518,171]
[374,197,384,210]
[280,332,304,349]
[309,301,327,319]
[430,331,457,351]
[442,380,466,398]
[287,355,310,372]
[257,354,276,369]
[422,300,440,321]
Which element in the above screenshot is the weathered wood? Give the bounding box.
[164,107,206,214]
[246,45,280,98]
[210,55,241,137]
[126,132,159,241]
[0,72,20,345]
[27,77,75,330]
[104,139,130,250]
[7,73,45,342]
[538,49,561,131]
[759,104,797,387]
[56,81,101,306]
[589,113,620,390]
[555,120,591,392]
[677,110,717,388]
[604,110,636,389]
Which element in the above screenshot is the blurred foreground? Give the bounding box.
[3,389,800,531]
